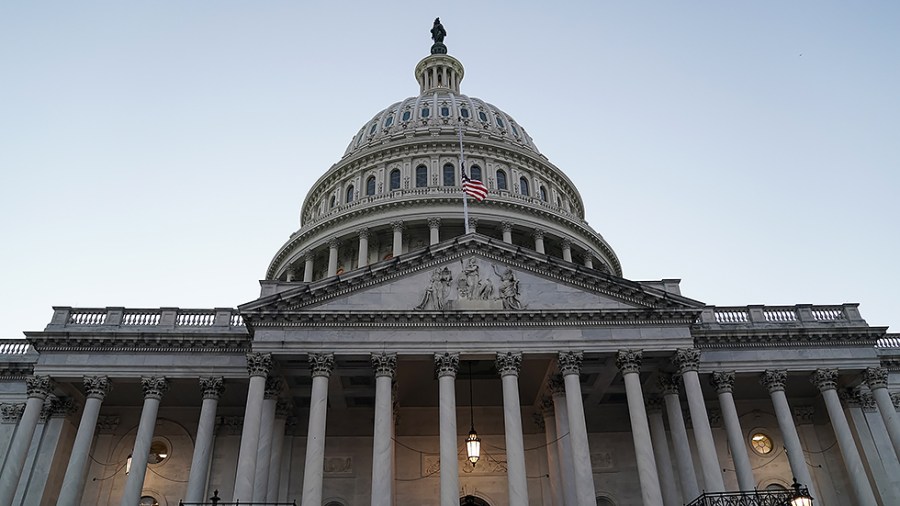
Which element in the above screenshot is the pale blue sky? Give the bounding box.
[1,2,897,337]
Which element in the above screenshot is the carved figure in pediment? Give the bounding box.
[459,258,494,300]
[416,267,453,310]
[493,265,523,310]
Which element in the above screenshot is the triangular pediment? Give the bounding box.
[240,235,704,325]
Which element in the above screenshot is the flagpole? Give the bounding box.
[457,117,470,234]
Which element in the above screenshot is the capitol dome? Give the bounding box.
[266,39,621,282]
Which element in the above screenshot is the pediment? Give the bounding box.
[240,235,704,324]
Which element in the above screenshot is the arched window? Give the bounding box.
[519,176,529,196]
[443,163,455,186]
[389,169,401,190]
[539,185,548,201]
[470,164,482,181]
[415,165,428,188]
[366,176,376,196]
[329,195,336,208]
[346,185,354,203]
[556,196,562,207]
[496,169,507,190]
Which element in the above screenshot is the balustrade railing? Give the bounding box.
[0,341,33,355]
[876,334,900,349]
[179,490,295,506]
[686,484,812,506]
[708,304,856,326]
[59,307,245,329]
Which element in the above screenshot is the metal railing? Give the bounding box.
[179,490,296,506]
[686,485,812,506]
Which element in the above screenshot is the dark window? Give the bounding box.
[421,108,430,118]
[519,176,529,196]
[389,169,401,190]
[497,170,508,190]
[511,124,519,136]
[369,122,377,135]
[384,116,393,127]
[540,185,548,201]
[470,164,482,181]
[556,196,562,207]
[460,108,470,118]
[495,114,505,128]
[401,110,411,122]
[478,111,488,122]
[329,195,336,208]
[346,185,355,203]
[366,176,376,196]
[415,165,428,187]
[443,163,455,186]
[440,106,450,117]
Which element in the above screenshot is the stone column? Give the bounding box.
[843,389,900,505]
[434,353,460,506]
[616,350,663,506]
[673,348,724,493]
[266,401,290,502]
[558,351,596,504]
[533,229,545,254]
[391,221,404,257]
[371,353,396,506]
[811,369,877,505]
[865,367,900,461]
[233,353,273,501]
[58,376,111,506]
[358,227,370,267]
[121,377,168,506]
[710,371,754,491]
[185,377,225,503]
[549,376,577,506]
[561,238,572,263]
[301,353,334,506]
[428,217,441,245]
[496,352,529,506]
[253,377,283,502]
[327,237,340,277]
[647,397,680,506]
[0,403,25,471]
[581,252,594,269]
[539,397,564,506]
[303,250,314,282]
[0,375,53,506]
[22,396,76,505]
[659,374,700,501]
[760,370,815,494]
[501,221,513,244]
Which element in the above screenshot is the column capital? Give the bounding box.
[0,403,25,424]
[557,351,583,376]
[328,236,340,248]
[467,217,478,231]
[561,238,572,249]
[246,352,273,378]
[532,412,545,430]
[496,351,522,377]
[500,221,513,232]
[358,227,369,239]
[673,348,701,374]
[657,374,680,395]
[547,374,566,395]
[84,375,112,400]
[540,396,554,416]
[264,376,284,399]
[304,249,314,261]
[391,220,405,232]
[199,376,225,400]
[275,400,292,418]
[97,415,120,434]
[532,228,545,240]
[372,352,397,378]
[42,396,77,421]
[646,395,664,414]
[309,353,335,378]
[615,349,642,374]
[26,375,54,400]
[710,371,736,393]
[760,369,787,393]
[427,217,442,228]
[811,368,838,392]
[891,392,900,410]
[141,376,169,400]
[434,352,459,378]
[864,366,888,390]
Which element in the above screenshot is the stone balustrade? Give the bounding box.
[699,303,864,327]
[47,307,245,330]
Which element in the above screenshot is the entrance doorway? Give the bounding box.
[460,495,490,506]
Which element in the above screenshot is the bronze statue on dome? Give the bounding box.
[430,18,447,54]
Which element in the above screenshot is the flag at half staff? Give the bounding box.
[461,168,488,202]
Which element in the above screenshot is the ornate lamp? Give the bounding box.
[465,362,481,466]
[790,478,813,506]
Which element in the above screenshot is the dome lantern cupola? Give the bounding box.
[416,18,464,94]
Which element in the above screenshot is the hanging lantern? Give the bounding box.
[790,478,814,506]
[465,427,481,466]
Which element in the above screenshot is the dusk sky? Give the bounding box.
[1,2,897,337]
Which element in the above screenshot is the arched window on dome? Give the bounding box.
[556,196,562,208]
[496,169,508,190]
[366,176,376,196]
[539,185,548,202]
[519,176,530,196]
[443,163,455,186]
[330,195,336,208]
[389,169,401,191]
[470,164,482,182]
[346,185,355,203]
[415,165,428,188]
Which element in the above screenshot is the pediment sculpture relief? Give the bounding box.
[415,258,524,311]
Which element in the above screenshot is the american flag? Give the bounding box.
[461,168,488,202]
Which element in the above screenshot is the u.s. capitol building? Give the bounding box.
[1,22,898,506]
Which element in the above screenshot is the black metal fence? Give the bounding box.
[178,490,296,506]
[686,487,811,506]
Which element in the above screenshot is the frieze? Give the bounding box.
[25,334,250,353]
[414,258,525,311]
[423,453,507,476]
[323,456,353,474]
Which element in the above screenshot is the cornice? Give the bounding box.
[25,332,251,353]
[692,327,882,349]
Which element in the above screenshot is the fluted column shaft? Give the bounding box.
[813,369,877,505]
[761,370,814,494]
[392,222,404,257]
[435,353,460,506]
[550,381,577,506]
[617,350,663,506]
[540,400,564,506]
[559,351,596,505]
[327,239,339,277]
[59,376,110,506]
[0,376,52,506]
[711,372,754,491]
[185,377,224,503]
[866,367,900,461]
[233,354,273,501]
[301,353,334,506]
[497,352,528,506]
[303,253,314,282]
[675,349,724,492]
[371,354,396,506]
[660,376,700,501]
[647,400,680,506]
[358,229,370,267]
[121,377,168,506]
